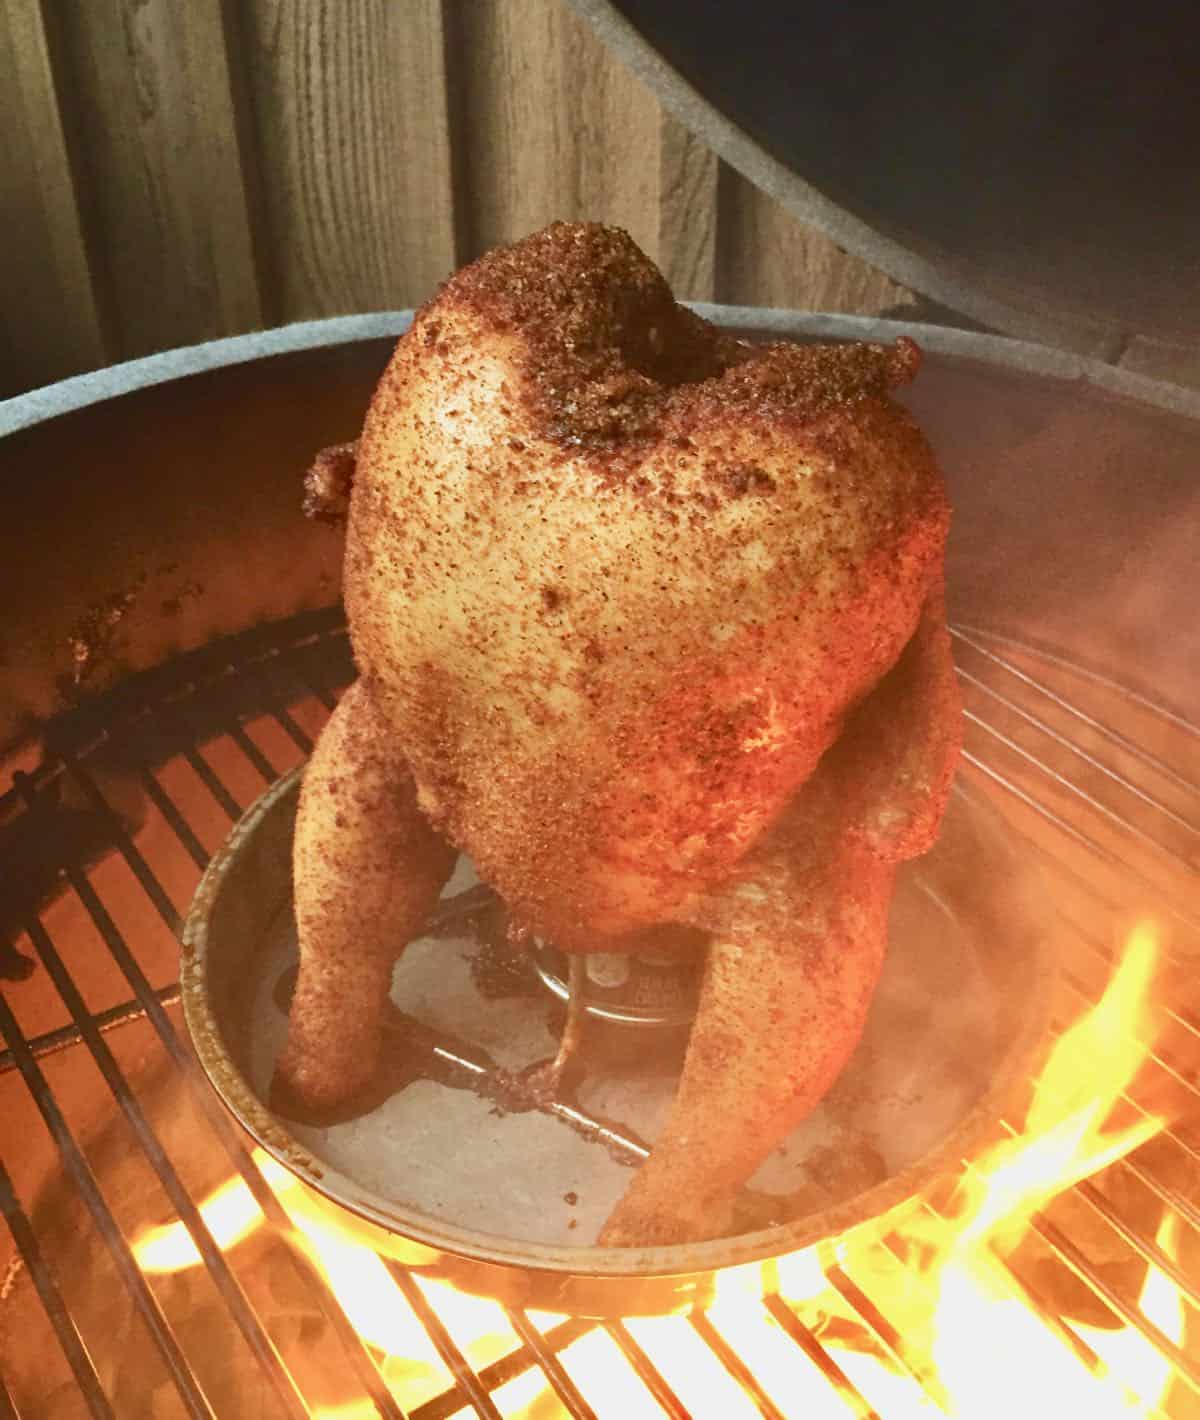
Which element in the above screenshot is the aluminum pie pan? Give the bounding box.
[180,765,1055,1316]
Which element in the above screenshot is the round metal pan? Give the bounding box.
[182,767,1055,1317]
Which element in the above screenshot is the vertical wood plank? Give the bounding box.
[50,0,263,361]
[656,113,718,301]
[717,168,918,316]
[178,2,269,334]
[0,0,105,396]
[453,0,660,264]
[241,0,457,319]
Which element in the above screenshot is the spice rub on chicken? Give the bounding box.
[276,222,962,1247]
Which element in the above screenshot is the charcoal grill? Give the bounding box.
[1,309,1198,1417]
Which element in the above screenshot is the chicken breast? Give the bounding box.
[277,222,961,1246]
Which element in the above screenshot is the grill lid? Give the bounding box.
[573,0,1200,351]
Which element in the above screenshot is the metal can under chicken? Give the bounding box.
[181,766,1053,1316]
[529,940,703,1028]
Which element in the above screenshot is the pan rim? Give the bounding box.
[181,765,1057,1284]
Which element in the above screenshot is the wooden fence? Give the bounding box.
[2,0,1195,399]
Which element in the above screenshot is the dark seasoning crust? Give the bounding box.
[432,221,923,470]
[341,220,950,960]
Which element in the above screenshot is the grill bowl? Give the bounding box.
[3,311,1197,1401]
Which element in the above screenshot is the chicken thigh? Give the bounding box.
[277,222,961,1246]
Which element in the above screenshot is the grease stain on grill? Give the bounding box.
[61,575,147,692]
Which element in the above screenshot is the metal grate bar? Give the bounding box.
[1057,912,1200,1037]
[1115,1154,1200,1238]
[963,707,1199,878]
[951,627,1200,797]
[154,702,245,820]
[15,767,410,1420]
[1064,906,1200,1045]
[962,750,1200,935]
[825,1263,949,1408]
[503,1309,598,1420]
[761,1294,882,1419]
[0,984,180,1076]
[1074,1177,1200,1309]
[18,913,311,1420]
[690,1310,788,1420]
[291,662,339,712]
[0,1374,20,1420]
[408,1319,593,1420]
[225,718,282,785]
[135,759,211,868]
[601,1319,691,1420]
[956,664,1200,840]
[0,1158,114,1420]
[994,1252,1110,1377]
[1029,1212,1200,1395]
[67,758,184,931]
[1013,832,1196,983]
[251,657,317,755]
[0,994,216,1419]
[1053,952,1199,1087]
[267,702,314,756]
[384,1264,503,1420]
[899,1200,1110,1383]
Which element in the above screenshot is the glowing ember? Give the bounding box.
[132,923,1184,1417]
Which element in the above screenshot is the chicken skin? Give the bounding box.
[277,223,961,1247]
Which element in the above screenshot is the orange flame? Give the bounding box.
[815,920,1181,1419]
[134,923,1184,1416]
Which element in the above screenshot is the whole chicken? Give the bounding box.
[277,222,961,1247]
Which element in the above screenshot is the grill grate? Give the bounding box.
[1,610,1197,1418]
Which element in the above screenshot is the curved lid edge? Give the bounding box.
[567,0,1155,357]
[4,307,1198,442]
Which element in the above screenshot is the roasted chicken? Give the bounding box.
[277,222,961,1246]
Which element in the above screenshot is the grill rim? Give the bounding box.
[3,306,1199,446]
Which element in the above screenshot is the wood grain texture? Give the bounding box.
[0,0,105,396]
[656,112,718,301]
[3,0,1197,399]
[717,167,919,317]
[453,0,660,264]
[240,0,457,320]
[50,0,262,361]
